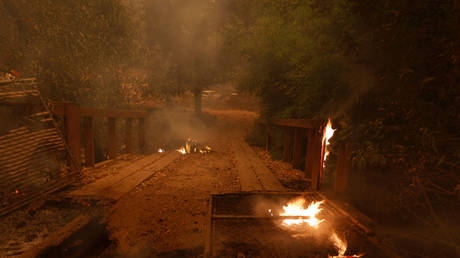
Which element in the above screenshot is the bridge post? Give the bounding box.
[125,118,133,153]
[64,103,81,170]
[265,124,270,152]
[83,116,95,167]
[108,117,117,159]
[283,127,294,162]
[305,127,323,190]
[138,118,145,153]
[292,128,306,169]
[334,143,352,195]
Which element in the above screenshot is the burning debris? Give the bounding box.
[158,148,165,153]
[279,198,325,228]
[176,138,212,154]
[322,118,336,167]
[271,197,364,257]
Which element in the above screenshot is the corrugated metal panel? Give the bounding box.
[0,78,76,216]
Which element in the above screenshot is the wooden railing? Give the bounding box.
[264,119,351,194]
[50,102,147,170]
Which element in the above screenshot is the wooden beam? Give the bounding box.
[108,117,117,159]
[125,118,133,153]
[138,118,145,153]
[272,119,322,129]
[283,127,294,162]
[292,128,306,169]
[64,103,81,170]
[83,117,95,167]
[49,102,147,118]
[334,143,352,195]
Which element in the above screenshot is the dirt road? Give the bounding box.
[105,110,278,256]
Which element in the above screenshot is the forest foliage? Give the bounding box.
[223,0,459,213]
[0,0,134,106]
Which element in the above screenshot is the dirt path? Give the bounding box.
[105,110,265,256]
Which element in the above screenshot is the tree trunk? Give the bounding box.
[193,88,202,115]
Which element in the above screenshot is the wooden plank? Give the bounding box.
[103,152,180,200]
[138,118,145,153]
[108,117,117,159]
[125,118,133,153]
[283,127,294,162]
[65,103,81,170]
[272,119,322,129]
[0,133,61,157]
[292,128,306,169]
[69,152,179,200]
[69,153,164,197]
[232,141,285,191]
[83,117,95,167]
[0,128,56,145]
[79,107,147,118]
[334,143,352,195]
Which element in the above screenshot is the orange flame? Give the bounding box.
[280,198,325,228]
[177,146,186,154]
[323,119,335,166]
[330,232,347,256]
[158,148,165,153]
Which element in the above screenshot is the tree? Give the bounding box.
[223,0,459,217]
[142,0,223,114]
[0,0,134,106]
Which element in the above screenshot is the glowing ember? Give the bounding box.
[177,146,186,154]
[158,148,165,153]
[15,190,19,194]
[323,118,336,166]
[280,198,325,228]
[330,232,347,256]
[329,232,364,258]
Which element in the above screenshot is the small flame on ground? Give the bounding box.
[280,198,325,228]
[177,146,186,154]
[329,232,364,258]
[158,148,164,153]
[330,232,347,256]
[15,190,19,194]
[323,118,336,166]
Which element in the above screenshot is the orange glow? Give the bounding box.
[177,146,186,154]
[323,118,335,166]
[280,198,325,228]
[330,232,347,256]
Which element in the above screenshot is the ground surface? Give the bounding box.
[104,109,300,256]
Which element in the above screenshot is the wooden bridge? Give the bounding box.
[0,78,389,257]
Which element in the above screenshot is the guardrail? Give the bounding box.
[264,119,351,194]
[49,102,147,169]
